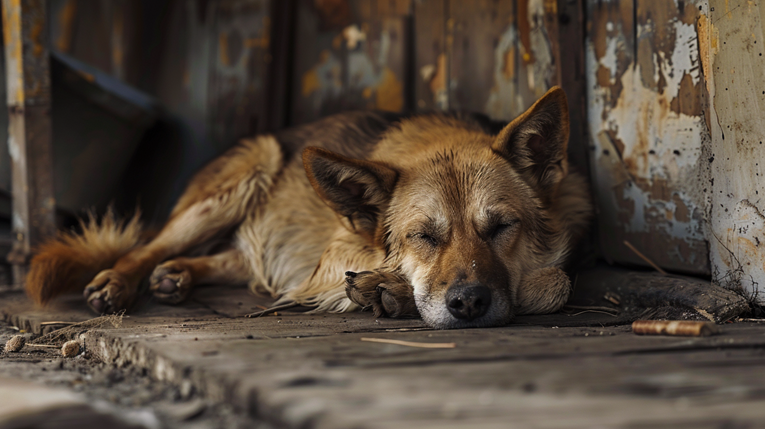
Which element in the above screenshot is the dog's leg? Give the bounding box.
[83,136,283,314]
[515,267,571,315]
[345,270,419,318]
[148,248,250,304]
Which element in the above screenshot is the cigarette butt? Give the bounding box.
[632,320,718,337]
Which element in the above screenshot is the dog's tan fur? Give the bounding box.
[26,87,591,329]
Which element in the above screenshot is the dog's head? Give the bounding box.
[303,87,572,328]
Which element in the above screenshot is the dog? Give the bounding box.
[25,86,591,329]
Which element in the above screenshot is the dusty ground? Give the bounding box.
[0,323,270,429]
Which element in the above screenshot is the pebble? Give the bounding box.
[61,340,80,357]
[5,335,25,352]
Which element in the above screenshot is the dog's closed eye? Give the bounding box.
[489,219,519,239]
[408,232,439,247]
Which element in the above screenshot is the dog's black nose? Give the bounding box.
[445,284,491,320]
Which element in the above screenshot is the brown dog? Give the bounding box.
[26,86,591,329]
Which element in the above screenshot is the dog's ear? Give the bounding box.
[492,86,570,200]
[303,147,397,236]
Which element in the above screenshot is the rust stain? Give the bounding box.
[375,68,404,112]
[517,0,534,64]
[313,0,352,30]
[429,53,447,99]
[219,32,230,66]
[111,6,124,72]
[596,64,611,87]
[55,0,76,53]
[302,50,337,97]
[543,0,557,15]
[245,37,269,49]
[502,46,516,80]
[670,73,702,116]
[30,20,42,57]
[2,0,24,105]
[697,14,719,94]
[301,68,320,97]
[737,236,759,259]
[77,70,95,83]
[672,193,691,223]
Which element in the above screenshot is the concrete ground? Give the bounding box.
[2,278,765,429]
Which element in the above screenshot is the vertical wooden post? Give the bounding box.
[1,0,56,287]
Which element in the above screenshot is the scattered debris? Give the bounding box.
[604,292,621,306]
[32,312,125,347]
[737,318,765,323]
[623,241,668,275]
[360,337,456,348]
[5,335,25,352]
[245,302,300,318]
[632,320,718,337]
[61,340,81,357]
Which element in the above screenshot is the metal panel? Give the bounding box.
[585,0,710,274]
[208,0,271,145]
[291,0,411,125]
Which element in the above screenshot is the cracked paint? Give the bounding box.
[586,0,710,274]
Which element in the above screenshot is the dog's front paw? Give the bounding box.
[149,260,193,305]
[83,269,134,314]
[516,266,571,315]
[345,270,419,318]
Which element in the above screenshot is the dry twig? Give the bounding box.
[632,320,718,337]
[623,241,668,275]
[360,337,456,348]
[245,302,300,318]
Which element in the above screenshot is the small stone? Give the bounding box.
[5,335,25,352]
[61,340,80,357]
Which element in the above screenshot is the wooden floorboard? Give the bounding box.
[3,282,765,428]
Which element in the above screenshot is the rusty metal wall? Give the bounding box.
[585,0,711,275]
[291,0,411,125]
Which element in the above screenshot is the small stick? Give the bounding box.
[245,302,300,318]
[360,337,456,348]
[562,305,619,314]
[623,241,668,275]
[40,321,76,326]
[25,344,58,348]
[632,320,718,337]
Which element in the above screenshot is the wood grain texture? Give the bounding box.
[707,0,765,302]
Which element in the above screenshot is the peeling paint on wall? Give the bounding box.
[293,1,408,124]
[586,0,710,274]
[485,24,524,120]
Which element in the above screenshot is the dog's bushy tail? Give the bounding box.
[25,210,144,306]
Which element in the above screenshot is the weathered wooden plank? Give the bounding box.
[556,0,591,183]
[585,0,710,274]
[448,0,518,118]
[706,0,765,302]
[1,0,56,286]
[263,0,295,131]
[290,0,411,125]
[413,0,446,111]
[208,0,271,144]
